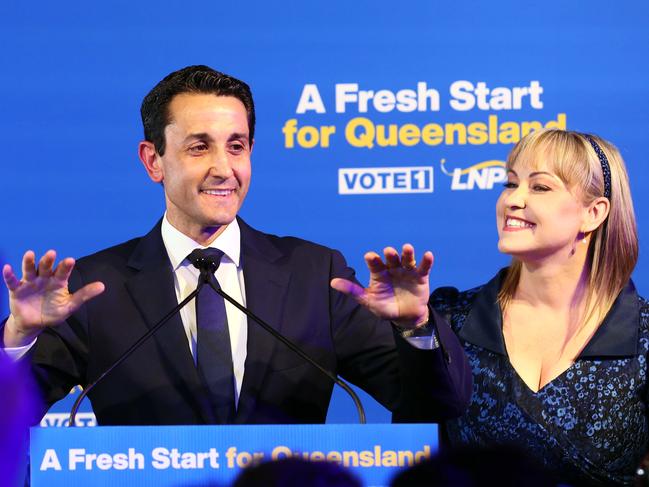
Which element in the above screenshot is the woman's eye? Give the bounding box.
[532,185,550,192]
[503,182,517,189]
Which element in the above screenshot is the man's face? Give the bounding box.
[145,93,252,243]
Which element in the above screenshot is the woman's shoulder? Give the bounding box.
[429,271,506,333]
[429,284,484,319]
[639,294,649,327]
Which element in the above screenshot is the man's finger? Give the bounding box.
[22,251,37,281]
[330,278,365,299]
[2,264,20,291]
[37,250,57,278]
[68,282,105,312]
[383,247,401,269]
[364,252,387,274]
[53,257,75,283]
[417,251,434,277]
[401,244,416,269]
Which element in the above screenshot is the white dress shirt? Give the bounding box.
[161,215,248,406]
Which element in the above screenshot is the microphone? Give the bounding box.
[69,250,366,425]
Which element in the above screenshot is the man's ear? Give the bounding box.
[138,141,164,183]
[582,197,610,233]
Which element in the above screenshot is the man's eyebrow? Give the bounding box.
[183,132,214,143]
[181,132,250,144]
[228,132,250,143]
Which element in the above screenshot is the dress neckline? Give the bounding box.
[457,268,640,360]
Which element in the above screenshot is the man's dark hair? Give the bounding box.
[140,65,255,156]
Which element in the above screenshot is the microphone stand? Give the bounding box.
[68,281,206,426]
[68,268,366,426]
[204,273,366,424]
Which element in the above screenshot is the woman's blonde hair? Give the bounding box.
[497,129,638,323]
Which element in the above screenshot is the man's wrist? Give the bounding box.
[3,315,41,348]
[393,322,433,338]
[391,308,430,332]
[392,309,439,350]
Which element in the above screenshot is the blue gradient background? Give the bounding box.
[1,1,648,423]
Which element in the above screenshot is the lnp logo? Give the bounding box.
[338,166,433,195]
[441,159,506,190]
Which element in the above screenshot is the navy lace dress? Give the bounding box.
[431,269,649,486]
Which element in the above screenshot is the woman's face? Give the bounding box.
[496,160,589,263]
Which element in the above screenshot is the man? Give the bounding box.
[2,65,470,424]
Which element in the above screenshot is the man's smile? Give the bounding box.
[200,189,236,196]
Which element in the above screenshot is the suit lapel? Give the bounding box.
[235,219,291,423]
[124,220,216,424]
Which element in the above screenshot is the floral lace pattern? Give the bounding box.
[431,276,649,486]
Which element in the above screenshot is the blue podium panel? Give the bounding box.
[30,424,438,487]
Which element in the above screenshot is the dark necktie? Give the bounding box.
[187,248,235,424]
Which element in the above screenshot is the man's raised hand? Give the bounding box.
[330,244,433,329]
[2,250,104,347]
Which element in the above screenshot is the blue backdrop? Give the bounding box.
[1,1,648,423]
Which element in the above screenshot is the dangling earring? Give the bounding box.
[571,232,587,255]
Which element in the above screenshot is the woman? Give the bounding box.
[332,129,647,486]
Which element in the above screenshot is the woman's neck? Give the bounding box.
[514,250,590,313]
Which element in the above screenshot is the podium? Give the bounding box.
[30,423,438,486]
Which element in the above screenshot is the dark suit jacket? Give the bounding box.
[25,218,471,425]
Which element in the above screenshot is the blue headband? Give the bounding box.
[583,134,612,200]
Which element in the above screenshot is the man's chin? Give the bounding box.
[204,214,239,229]
[203,218,235,231]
